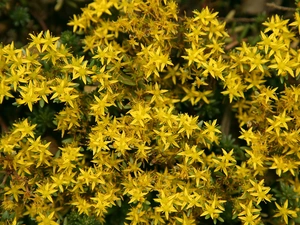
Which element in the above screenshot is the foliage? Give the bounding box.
[0,0,300,225]
[65,211,102,225]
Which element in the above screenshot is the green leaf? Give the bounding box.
[118,73,136,86]
[63,217,68,225]
[39,98,45,108]
[54,149,61,158]
[116,199,122,207]
[62,138,74,144]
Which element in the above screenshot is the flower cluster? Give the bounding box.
[1,0,300,225]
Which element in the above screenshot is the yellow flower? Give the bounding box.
[12,119,36,139]
[193,7,218,25]
[88,131,111,154]
[16,81,42,111]
[113,131,132,156]
[4,181,25,202]
[93,43,122,65]
[189,167,209,187]
[239,127,257,146]
[200,196,224,222]
[64,56,94,84]
[238,209,260,225]
[269,52,297,77]
[178,143,204,164]
[14,155,34,175]
[246,149,265,171]
[6,65,27,92]
[36,80,52,103]
[202,119,221,140]
[51,173,69,192]
[154,125,174,149]
[266,110,292,136]
[274,200,297,224]
[90,94,114,119]
[247,51,269,73]
[0,78,14,103]
[154,190,177,220]
[128,103,152,127]
[68,14,86,32]
[182,43,205,66]
[257,31,275,54]
[148,46,173,72]
[37,212,58,225]
[213,149,236,177]
[12,218,18,225]
[36,182,57,203]
[150,211,165,225]
[146,83,168,104]
[262,14,289,35]
[50,77,79,108]
[247,179,271,204]
[181,86,212,105]
[259,86,278,103]
[126,206,147,224]
[178,114,200,139]
[128,188,147,204]
[175,213,196,225]
[28,31,44,52]
[41,31,60,52]
[289,12,300,34]
[221,71,246,103]
[269,156,290,177]
[245,71,266,90]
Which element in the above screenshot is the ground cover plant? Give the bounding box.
[1,0,300,224]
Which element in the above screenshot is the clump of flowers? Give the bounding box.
[1,0,300,225]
